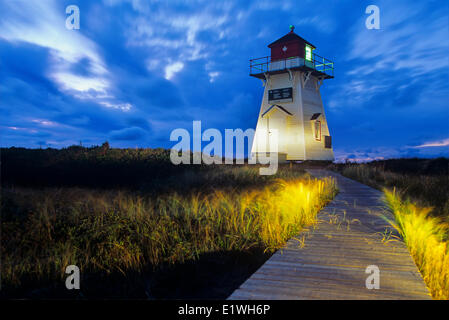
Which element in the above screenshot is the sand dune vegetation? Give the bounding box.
[1,147,337,298]
[384,190,449,299]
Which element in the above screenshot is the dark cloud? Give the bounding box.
[110,126,147,141]
[68,57,97,78]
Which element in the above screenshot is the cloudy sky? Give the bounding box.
[1,0,448,161]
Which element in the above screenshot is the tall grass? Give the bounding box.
[384,190,449,299]
[1,173,336,293]
[339,164,449,217]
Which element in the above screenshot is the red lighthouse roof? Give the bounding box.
[268,27,316,61]
[268,31,316,49]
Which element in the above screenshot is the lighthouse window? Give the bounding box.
[314,120,321,141]
[324,135,332,149]
[305,45,312,61]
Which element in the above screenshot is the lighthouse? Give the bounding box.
[251,26,335,162]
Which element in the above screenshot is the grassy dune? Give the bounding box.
[385,190,449,300]
[1,164,336,298]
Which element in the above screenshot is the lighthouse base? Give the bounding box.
[251,152,288,164]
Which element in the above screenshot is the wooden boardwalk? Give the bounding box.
[229,169,431,300]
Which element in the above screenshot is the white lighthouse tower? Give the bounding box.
[251,26,335,162]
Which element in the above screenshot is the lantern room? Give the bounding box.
[249,25,334,80]
[268,25,316,61]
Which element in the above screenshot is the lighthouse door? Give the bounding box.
[266,112,287,153]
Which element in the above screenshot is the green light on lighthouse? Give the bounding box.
[305,44,312,61]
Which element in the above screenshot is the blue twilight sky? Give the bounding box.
[0,0,448,161]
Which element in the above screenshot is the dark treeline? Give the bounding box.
[3,145,448,191]
[1,143,175,190]
[334,157,449,175]
[0,143,281,194]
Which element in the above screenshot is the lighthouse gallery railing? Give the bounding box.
[249,53,334,78]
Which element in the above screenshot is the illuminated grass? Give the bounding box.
[384,190,449,300]
[1,170,336,292]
